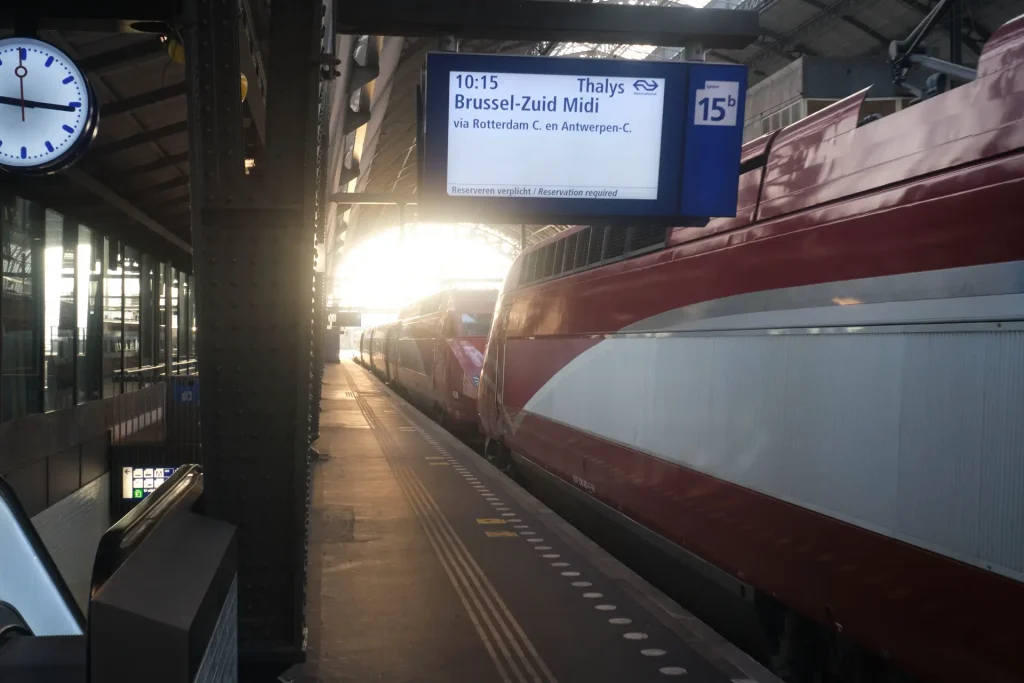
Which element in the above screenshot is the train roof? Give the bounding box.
[516,13,1024,263]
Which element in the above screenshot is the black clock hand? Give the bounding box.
[0,96,76,112]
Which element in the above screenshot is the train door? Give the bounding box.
[493,305,511,435]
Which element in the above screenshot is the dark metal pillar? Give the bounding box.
[182,0,328,671]
[310,270,325,443]
[949,0,963,65]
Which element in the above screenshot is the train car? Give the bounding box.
[390,289,497,431]
[479,18,1024,683]
[369,323,391,374]
[358,327,373,367]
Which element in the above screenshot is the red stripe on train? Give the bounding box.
[495,155,1024,411]
[510,413,1024,683]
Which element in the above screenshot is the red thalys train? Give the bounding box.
[479,18,1024,683]
[360,288,497,431]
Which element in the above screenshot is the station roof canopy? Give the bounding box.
[2,0,1022,270]
[0,23,194,265]
[336,0,1021,259]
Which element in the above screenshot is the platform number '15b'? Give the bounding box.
[694,80,740,127]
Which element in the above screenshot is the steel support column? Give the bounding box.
[310,270,325,443]
[181,0,327,671]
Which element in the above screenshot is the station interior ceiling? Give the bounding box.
[2,0,1020,276]
[341,0,1021,262]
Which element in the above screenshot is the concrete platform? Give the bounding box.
[295,359,777,683]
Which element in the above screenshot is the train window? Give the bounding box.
[542,244,555,278]
[574,228,591,269]
[552,240,565,276]
[628,226,667,254]
[460,313,493,337]
[564,232,579,272]
[603,226,628,260]
[520,251,534,286]
[587,226,606,265]
[419,294,442,316]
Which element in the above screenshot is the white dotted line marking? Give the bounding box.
[571,581,592,588]
[552,562,570,567]
[543,554,559,558]
[623,632,648,641]
[641,649,666,657]
[560,571,580,576]
[507,518,521,523]
[514,525,530,529]
[501,512,516,517]
[659,667,687,676]
[595,605,617,611]
[520,530,536,535]
[527,538,543,543]
[535,546,551,550]
[608,617,631,625]
[582,592,603,599]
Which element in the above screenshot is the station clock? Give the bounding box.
[0,36,99,174]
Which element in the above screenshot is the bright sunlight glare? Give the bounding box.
[332,224,514,311]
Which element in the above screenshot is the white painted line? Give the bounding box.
[608,617,631,625]
[515,525,530,530]
[520,531,535,535]
[501,513,516,517]
[527,538,543,543]
[642,649,667,657]
[595,605,617,611]
[535,546,551,550]
[624,633,649,641]
[560,571,580,577]
[582,593,603,599]
[552,562,570,567]
[507,518,521,523]
[571,582,592,588]
[542,554,559,558]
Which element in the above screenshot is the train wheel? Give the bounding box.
[483,438,516,476]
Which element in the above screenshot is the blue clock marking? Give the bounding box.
[62,76,73,84]
[20,147,26,159]
[19,48,26,60]
[45,141,53,152]
[62,124,74,133]
[45,56,53,67]
[69,101,81,108]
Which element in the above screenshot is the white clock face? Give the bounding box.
[0,37,95,170]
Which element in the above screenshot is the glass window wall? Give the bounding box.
[1,197,42,421]
[103,239,123,397]
[44,213,75,412]
[124,247,143,386]
[170,268,180,364]
[140,254,156,368]
[1,191,193,416]
[77,225,103,403]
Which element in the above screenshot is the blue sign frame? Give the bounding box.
[419,52,747,225]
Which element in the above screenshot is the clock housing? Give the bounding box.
[0,36,100,174]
